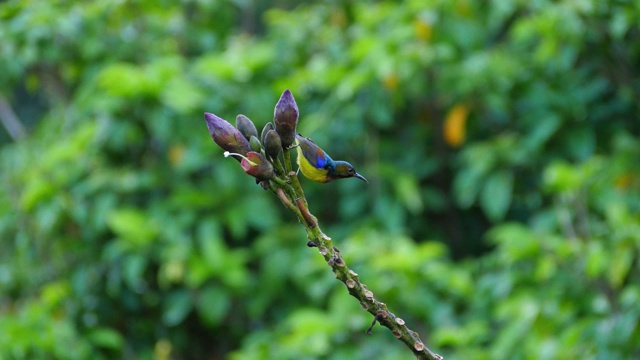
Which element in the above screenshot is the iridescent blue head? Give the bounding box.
[328,160,368,183]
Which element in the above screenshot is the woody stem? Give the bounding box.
[271,151,442,360]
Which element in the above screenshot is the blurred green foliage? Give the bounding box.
[1,0,639,359]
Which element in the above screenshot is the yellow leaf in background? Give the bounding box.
[382,73,398,90]
[26,73,40,92]
[330,8,347,28]
[169,144,185,166]
[614,173,635,189]
[154,339,173,360]
[455,0,472,17]
[415,19,432,41]
[444,104,469,147]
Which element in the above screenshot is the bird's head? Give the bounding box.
[331,161,368,183]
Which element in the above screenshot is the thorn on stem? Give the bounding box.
[327,256,336,266]
[364,289,374,301]
[366,319,376,335]
[366,311,387,335]
[345,279,356,288]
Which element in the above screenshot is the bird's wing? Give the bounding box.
[296,134,327,168]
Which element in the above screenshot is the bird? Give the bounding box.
[295,133,368,183]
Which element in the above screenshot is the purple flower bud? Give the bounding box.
[204,112,251,161]
[236,114,258,141]
[264,129,282,160]
[261,122,275,145]
[240,151,274,181]
[273,89,299,148]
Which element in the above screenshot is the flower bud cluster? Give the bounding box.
[204,89,299,182]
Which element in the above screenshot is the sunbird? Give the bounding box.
[295,133,368,183]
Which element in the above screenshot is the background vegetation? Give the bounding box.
[1,0,639,359]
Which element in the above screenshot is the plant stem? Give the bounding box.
[283,148,307,205]
[269,151,443,360]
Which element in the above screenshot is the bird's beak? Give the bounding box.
[354,173,368,183]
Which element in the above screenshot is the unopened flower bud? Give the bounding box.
[249,136,262,152]
[273,89,299,148]
[236,114,258,141]
[204,112,251,161]
[261,122,275,146]
[264,129,282,159]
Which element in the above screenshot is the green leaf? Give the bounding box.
[20,178,56,211]
[524,114,560,150]
[163,290,193,326]
[98,63,147,97]
[196,285,231,326]
[585,241,606,279]
[543,161,580,193]
[197,220,227,274]
[394,172,423,214]
[608,246,633,288]
[161,76,205,114]
[488,223,541,261]
[565,126,595,161]
[87,328,124,350]
[123,254,147,290]
[107,208,157,247]
[480,170,513,221]
[453,167,484,209]
[40,281,70,307]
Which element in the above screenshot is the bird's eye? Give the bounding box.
[349,168,355,175]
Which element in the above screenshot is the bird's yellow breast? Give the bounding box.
[297,146,330,183]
